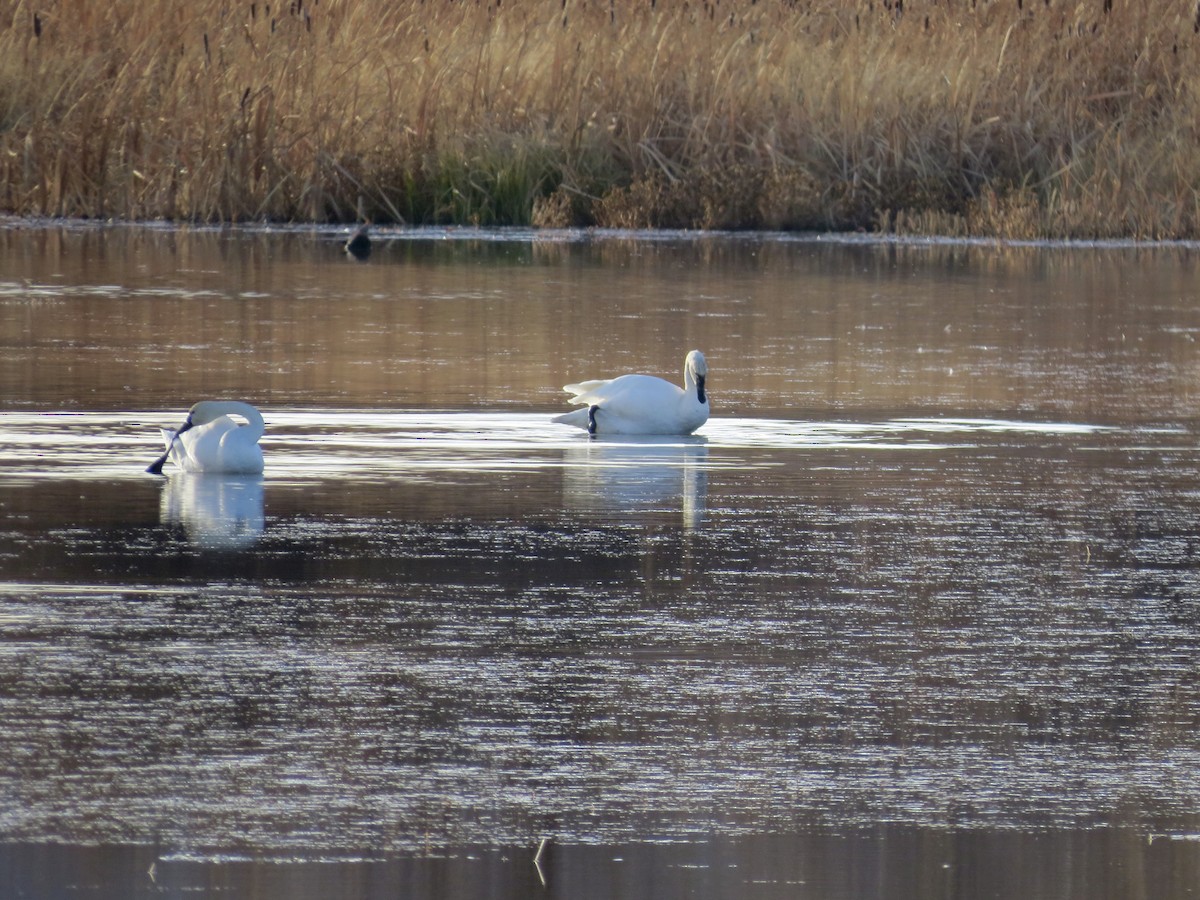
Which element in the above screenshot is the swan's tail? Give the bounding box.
[552,408,591,430]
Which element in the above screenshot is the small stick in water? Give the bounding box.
[533,837,549,886]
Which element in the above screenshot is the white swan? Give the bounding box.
[147,401,266,474]
[553,350,709,435]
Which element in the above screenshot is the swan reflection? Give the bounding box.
[160,474,265,550]
[562,437,708,529]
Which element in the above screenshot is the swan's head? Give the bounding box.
[187,401,226,426]
[146,407,198,475]
[686,350,708,404]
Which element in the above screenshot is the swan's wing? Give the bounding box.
[218,425,265,474]
[207,420,265,474]
[556,373,698,434]
[586,374,682,413]
[174,417,238,472]
[562,378,611,403]
[566,374,677,406]
[161,427,200,470]
[593,376,702,434]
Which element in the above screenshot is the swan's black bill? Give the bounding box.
[145,453,170,475]
[146,416,194,475]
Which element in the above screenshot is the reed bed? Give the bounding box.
[2,0,1199,238]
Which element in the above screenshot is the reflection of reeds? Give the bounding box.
[2,1,1199,237]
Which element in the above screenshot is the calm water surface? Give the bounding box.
[2,222,1200,898]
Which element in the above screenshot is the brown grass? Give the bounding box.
[2,0,1199,238]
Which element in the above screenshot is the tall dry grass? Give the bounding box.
[1,0,1199,237]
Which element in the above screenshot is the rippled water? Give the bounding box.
[2,222,1200,897]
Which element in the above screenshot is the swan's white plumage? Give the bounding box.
[553,350,709,435]
[152,401,265,474]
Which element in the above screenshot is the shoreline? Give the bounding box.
[8,215,1200,253]
[3,1,1199,240]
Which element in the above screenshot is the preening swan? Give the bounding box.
[147,401,266,475]
[553,350,709,435]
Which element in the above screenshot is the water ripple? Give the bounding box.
[0,410,1153,483]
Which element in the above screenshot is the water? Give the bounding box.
[2,222,1200,897]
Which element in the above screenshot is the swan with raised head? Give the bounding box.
[553,350,709,435]
[147,401,265,475]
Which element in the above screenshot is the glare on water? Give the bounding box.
[2,222,1200,898]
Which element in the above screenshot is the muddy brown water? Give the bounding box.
[1,222,1199,898]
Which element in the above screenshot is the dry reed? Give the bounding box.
[2,0,1199,238]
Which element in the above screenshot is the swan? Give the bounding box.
[553,350,709,435]
[147,401,265,475]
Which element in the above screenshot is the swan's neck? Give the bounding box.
[211,401,265,441]
[235,404,266,441]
